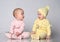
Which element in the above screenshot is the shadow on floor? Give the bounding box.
[7,39,52,42]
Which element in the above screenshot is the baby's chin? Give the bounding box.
[16,18,24,21]
[38,17,44,20]
[20,18,24,21]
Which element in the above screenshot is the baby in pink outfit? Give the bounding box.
[5,8,30,39]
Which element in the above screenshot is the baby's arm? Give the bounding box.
[10,21,15,34]
[46,20,51,39]
[31,20,38,34]
[16,23,24,36]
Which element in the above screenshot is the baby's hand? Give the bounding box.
[16,32,20,37]
[31,31,36,34]
[46,36,50,39]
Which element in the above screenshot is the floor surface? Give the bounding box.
[0,33,60,42]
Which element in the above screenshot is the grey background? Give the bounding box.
[0,0,60,41]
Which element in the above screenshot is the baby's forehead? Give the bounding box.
[15,10,23,13]
[16,9,22,11]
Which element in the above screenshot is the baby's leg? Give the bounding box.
[17,35,22,40]
[5,33,17,39]
[17,32,30,39]
[39,32,47,39]
[31,34,39,40]
[31,34,35,39]
[21,32,30,39]
[5,33,12,38]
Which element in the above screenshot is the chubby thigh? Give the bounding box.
[36,30,47,39]
[5,33,17,38]
[20,32,30,38]
[31,30,47,39]
[5,32,30,39]
[39,32,47,39]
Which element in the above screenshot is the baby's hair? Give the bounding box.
[13,8,24,17]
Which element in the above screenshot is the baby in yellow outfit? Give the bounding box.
[31,6,51,40]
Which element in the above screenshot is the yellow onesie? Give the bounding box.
[31,18,51,39]
[31,6,51,39]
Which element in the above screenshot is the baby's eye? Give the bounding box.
[38,14,41,15]
[21,13,24,15]
[21,12,24,14]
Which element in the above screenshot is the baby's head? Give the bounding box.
[37,6,49,19]
[13,8,24,20]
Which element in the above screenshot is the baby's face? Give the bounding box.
[37,12,44,19]
[15,10,24,20]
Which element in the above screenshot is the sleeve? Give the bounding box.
[32,20,38,32]
[46,20,51,36]
[18,23,24,34]
[10,21,15,33]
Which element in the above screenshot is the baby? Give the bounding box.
[31,6,51,40]
[5,8,30,39]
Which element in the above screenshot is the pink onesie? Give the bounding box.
[5,19,30,39]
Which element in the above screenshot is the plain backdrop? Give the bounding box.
[0,0,60,40]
